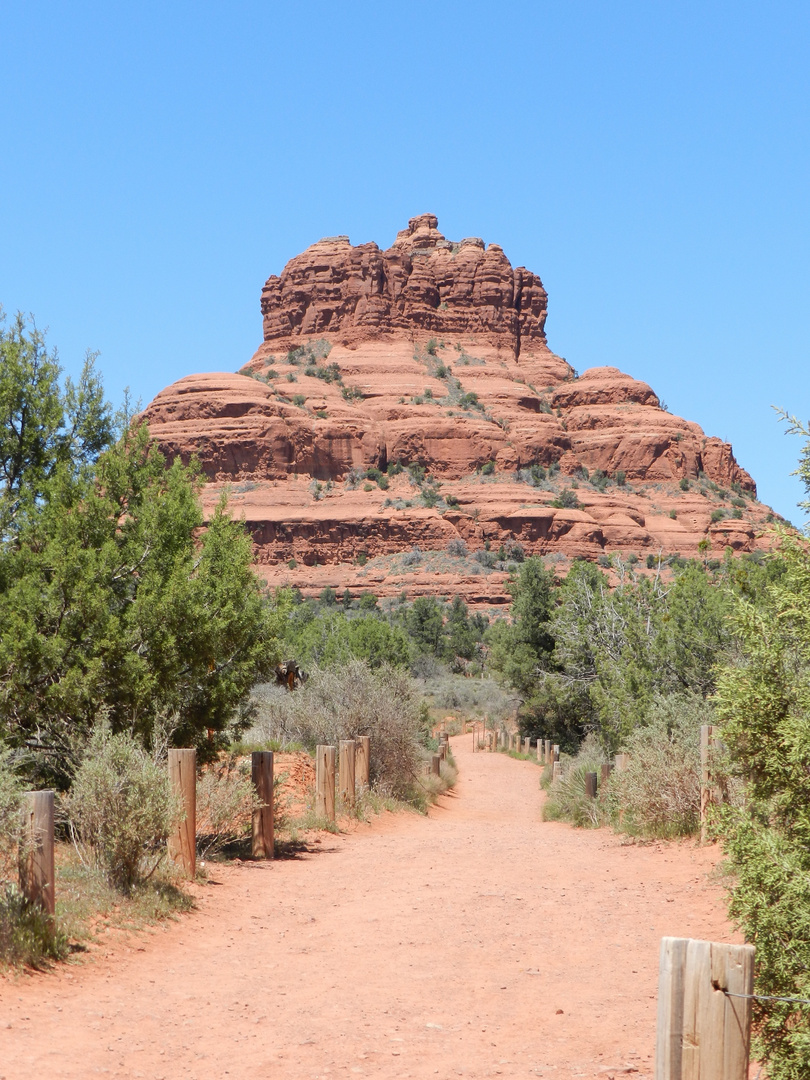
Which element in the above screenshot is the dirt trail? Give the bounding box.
[0,737,737,1079]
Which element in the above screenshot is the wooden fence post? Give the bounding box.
[544,739,551,765]
[315,744,336,821]
[552,744,560,763]
[700,724,717,843]
[614,752,630,772]
[19,791,55,916]
[523,737,531,755]
[251,751,274,860]
[339,739,356,808]
[600,762,612,788]
[552,760,562,782]
[537,740,543,763]
[584,772,598,798]
[356,735,371,791]
[168,749,196,879]
[655,936,754,1080]
[431,753,441,776]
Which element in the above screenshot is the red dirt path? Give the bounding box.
[0,736,737,1079]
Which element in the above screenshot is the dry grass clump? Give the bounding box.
[542,695,714,838]
[604,697,705,838]
[247,660,424,800]
[542,735,606,828]
[195,757,263,858]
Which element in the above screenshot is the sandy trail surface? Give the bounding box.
[0,736,736,1079]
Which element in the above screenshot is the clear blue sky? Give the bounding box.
[2,1,808,521]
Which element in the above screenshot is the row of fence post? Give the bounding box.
[17,736,374,914]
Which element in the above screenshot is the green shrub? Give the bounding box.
[66,728,180,893]
[615,470,626,486]
[715,521,810,1078]
[480,460,495,476]
[0,744,24,883]
[341,384,363,401]
[551,488,580,510]
[710,508,726,523]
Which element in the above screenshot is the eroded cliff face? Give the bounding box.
[257,213,549,356]
[142,215,772,606]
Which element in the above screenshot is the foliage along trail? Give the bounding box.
[0,738,738,1079]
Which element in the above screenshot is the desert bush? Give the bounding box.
[542,735,606,827]
[446,538,468,558]
[550,488,581,509]
[195,758,263,858]
[401,545,423,566]
[246,661,424,800]
[604,695,710,838]
[65,727,180,893]
[418,672,517,724]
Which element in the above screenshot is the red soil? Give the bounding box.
[0,738,739,1079]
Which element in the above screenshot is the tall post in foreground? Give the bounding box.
[537,740,543,764]
[339,739,356,809]
[655,936,754,1080]
[552,760,562,781]
[356,735,371,791]
[316,744,336,821]
[544,739,551,765]
[700,724,716,843]
[523,737,531,755]
[19,791,55,916]
[168,749,196,879]
[251,751,274,859]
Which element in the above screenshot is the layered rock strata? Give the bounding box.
[143,215,772,606]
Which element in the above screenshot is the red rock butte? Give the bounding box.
[143,214,774,606]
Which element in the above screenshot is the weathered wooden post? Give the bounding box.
[537,740,543,763]
[655,936,754,1080]
[168,749,196,879]
[544,739,551,765]
[315,744,336,821]
[356,735,371,791]
[19,790,55,916]
[552,760,562,781]
[251,751,274,859]
[523,737,531,755]
[584,772,598,798]
[552,744,560,763]
[431,753,441,776]
[700,724,717,843]
[614,752,630,772]
[600,762,612,788]
[339,739,356,808]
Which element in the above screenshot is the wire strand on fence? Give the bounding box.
[723,989,810,1006]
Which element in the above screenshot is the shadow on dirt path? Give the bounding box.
[0,734,736,1079]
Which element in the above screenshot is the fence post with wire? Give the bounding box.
[655,936,754,1080]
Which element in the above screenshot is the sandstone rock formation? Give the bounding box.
[142,215,775,607]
